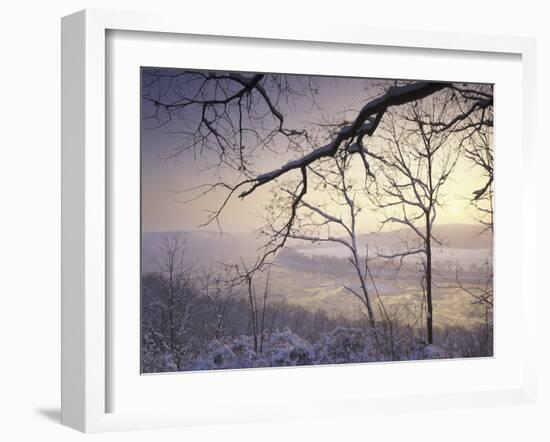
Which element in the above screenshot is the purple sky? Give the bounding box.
[141,68,488,233]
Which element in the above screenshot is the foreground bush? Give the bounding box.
[177,326,461,372]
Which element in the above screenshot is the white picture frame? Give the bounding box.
[61,9,537,433]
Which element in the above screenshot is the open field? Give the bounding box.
[261,254,490,330]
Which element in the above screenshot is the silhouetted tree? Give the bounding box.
[369,95,463,344]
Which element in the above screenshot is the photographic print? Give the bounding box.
[140,68,493,373]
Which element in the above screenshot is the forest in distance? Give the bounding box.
[140,69,494,373]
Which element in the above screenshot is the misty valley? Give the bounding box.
[141,225,493,373]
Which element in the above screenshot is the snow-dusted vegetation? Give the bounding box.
[143,301,491,373]
[141,244,492,373]
[140,69,494,373]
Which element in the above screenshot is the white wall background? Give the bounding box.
[0,1,548,440]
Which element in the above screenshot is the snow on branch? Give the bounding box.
[239,81,448,198]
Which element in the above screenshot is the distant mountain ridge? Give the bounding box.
[142,223,492,272]
[355,223,492,250]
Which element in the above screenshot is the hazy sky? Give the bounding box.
[141,70,489,234]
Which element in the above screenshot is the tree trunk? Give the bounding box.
[351,245,376,328]
[357,268,376,328]
[425,213,433,345]
[247,277,258,353]
[168,268,182,370]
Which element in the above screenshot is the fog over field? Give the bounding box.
[142,223,491,268]
[142,224,492,329]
